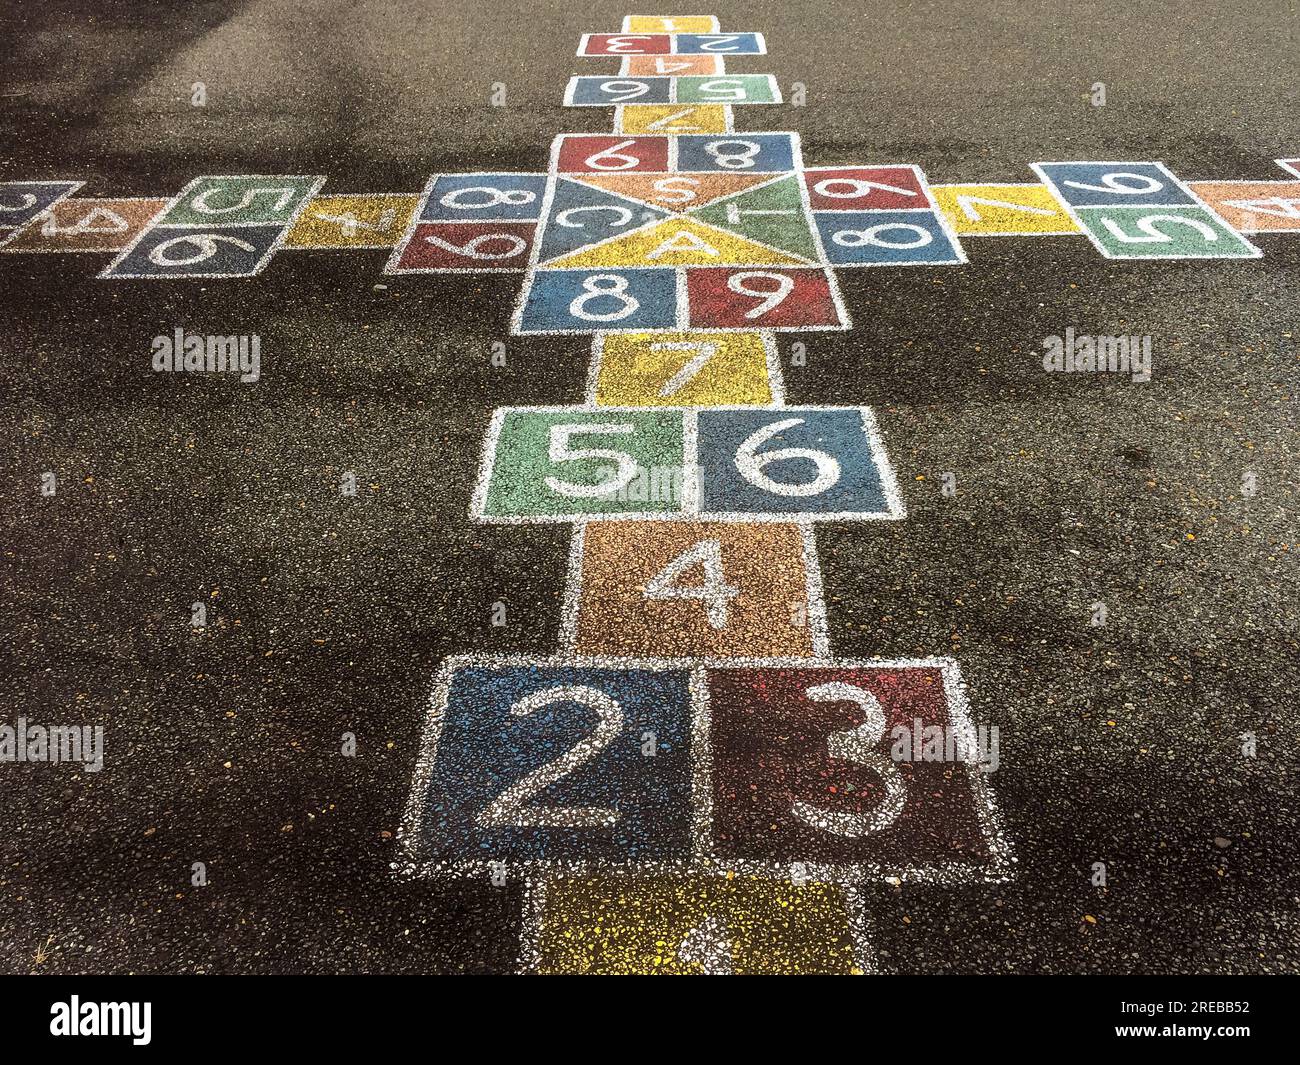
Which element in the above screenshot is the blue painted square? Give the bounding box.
[566,76,672,106]
[414,664,694,863]
[1035,162,1196,208]
[536,178,667,263]
[675,133,797,173]
[420,173,548,222]
[697,407,893,516]
[516,268,678,333]
[675,33,765,54]
[102,224,279,277]
[815,210,963,266]
[0,181,80,228]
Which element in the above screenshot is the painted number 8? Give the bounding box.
[704,140,762,170]
[440,186,536,210]
[570,274,639,322]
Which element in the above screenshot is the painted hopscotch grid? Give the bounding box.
[557,521,832,657]
[564,75,782,108]
[100,174,326,278]
[578,32,766,56]
[386,12,1018,976]
[468,404,906,523]
[385,173,545,274]
[0,197,168,253]
[583,329,786,407]
[396,653,1013,890]
[0,181,85,247]
[1031,160,1262,260]
[929,181,1083,237]
[805,163,968,267]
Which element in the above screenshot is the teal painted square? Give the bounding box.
[161,176,321,226]
[481,409,685,518]
[1078,205,1259,259]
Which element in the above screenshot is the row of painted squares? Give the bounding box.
[405,657,1007,882]
[2,156,1295,302]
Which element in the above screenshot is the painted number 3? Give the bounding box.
[791,682,906,836]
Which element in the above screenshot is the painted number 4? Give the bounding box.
[645,539,738,629]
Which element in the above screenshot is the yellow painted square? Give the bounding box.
[596,331,775,406]
[283,193,421,248]
[930,182,1081,236]
[623,15,719,32]
[618,103,729,135]
[535,874,863,975]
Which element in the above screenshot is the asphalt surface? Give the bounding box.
[1,0,1297,974]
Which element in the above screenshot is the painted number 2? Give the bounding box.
[476,686,624,828]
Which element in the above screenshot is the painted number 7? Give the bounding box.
[652,340,719,397]
[791,682,906,836]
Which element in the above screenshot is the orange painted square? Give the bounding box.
[2,198,166,252]
[623,54,722,76]
[573,521,817,657]
[1187,181,1300,232]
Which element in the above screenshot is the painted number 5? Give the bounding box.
[791,682,906,836]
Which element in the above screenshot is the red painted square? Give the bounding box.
[805,166,929,211]
[555,135,671,174]
[686,267,843,329]
[708,665,997,872]
[581,33,672,55]
[393,221,535,271]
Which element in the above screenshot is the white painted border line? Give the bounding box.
[394,652,1014,888]
[1276,158,1300,180]
[383,174,440,274]
[468,403,906,523]
[928,182,1084,238]
[99,174,327,279]
[0,180,86,248]
[0,195,165,254]
[1029,160,1263,260]
[577,32,767,57]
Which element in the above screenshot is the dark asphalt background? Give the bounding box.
[1,0,1297,973]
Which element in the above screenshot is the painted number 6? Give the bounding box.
[735,418,840,497]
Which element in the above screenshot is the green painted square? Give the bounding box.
[1078,205,1259,259]
[161,176,321,226]
[481,409,686,518]
[676,75,778,105]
